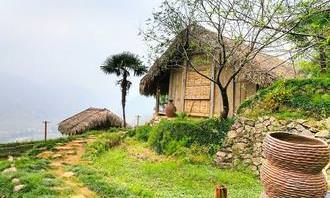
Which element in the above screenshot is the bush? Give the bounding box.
[148,117,233,155]
[84,133,123,160]
[238,77,330,119]
[127,125,152,142]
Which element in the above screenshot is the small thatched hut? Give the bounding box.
[58,108,123,135]
[140,26,296,117]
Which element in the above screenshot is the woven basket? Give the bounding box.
[261,161,327,198]
[263,132,330,174]
[261,132,330,198]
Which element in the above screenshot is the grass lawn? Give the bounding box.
[72,139,262,198]
[0,132,261,197]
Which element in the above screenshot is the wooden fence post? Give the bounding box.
[215,185,227,198]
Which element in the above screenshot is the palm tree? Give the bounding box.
[101,52,147,127]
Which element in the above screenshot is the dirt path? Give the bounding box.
[38,137,97,198]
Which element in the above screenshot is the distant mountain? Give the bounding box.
[0,73,155,143]
[0,73,92,143]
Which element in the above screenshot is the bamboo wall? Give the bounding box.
[167,57,257,117]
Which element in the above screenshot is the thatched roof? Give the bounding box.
[140,26,295,96]
[58,108,123,135]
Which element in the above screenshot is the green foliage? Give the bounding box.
[0,175,12,198]
[0,160,10,171]
[287,2,330,71]
[238,77,330,119]
[100,52,147,77]
[128,125,152,142]
[299,60,324,77]
[148,117,234,155]
[84,133,123,160]
[176,112,188,120]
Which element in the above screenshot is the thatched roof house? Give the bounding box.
[140,26,295,117]
[58,108,123,135]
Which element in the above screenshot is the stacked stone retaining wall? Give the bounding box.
[215,116,330,175]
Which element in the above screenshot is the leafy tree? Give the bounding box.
[286,1,330,72]
[143,0,322,118]
[101,52,147,127]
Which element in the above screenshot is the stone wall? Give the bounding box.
[215,116,330,175]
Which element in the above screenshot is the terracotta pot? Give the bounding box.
[165,101,176,117]
[261,132,330,198]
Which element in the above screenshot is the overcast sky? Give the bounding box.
[0,0,162,143]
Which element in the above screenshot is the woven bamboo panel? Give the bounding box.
[185,70,211,99]
[186,70,210,86]
[184,99,209,115]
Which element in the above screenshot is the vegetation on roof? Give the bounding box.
[238,75,330,120]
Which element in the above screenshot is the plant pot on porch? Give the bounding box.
[261,132,330,198]
[164,100,177,118]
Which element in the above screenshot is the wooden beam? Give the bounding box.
[168,70,173,98]
[155,86,160,115]
[181,62,188,112]
[210,61,215,117]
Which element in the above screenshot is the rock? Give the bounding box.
[269,117,276,123]
[287,122,296,129]
[55,146,73,151]
[263,120,271,127]
[296,119,306,124]
[232,143,246,154]
[65,150,77,155]
[290,129,300,135]
[301,129,314,137]
[245,119,255,127]
[12,178,20,185]
[8,156,14,162]
[315,130,330,138]
[252,157,262,166]
[309,127,319,133]
[295,124,307,132]
[227,130,238,140]
[52,154,63,159]
[13,185,25,192]
[2,167,17,174]
[62,171,75,178]
[37,151,54,159]
[255,123,265,130]
[325,117,330,130]
[279,120,288,125]
[216,151,227,159]
[245,125,253,132]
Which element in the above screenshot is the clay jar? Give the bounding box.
[165,100,176,118]
[261,132,330,198]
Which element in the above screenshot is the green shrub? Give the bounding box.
[238,77,330,119]
[128,125,152,142]
[148,118,233,155]
[176,112,188,119]
[84,133,123,160]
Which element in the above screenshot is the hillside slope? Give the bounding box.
[238,77,330,120]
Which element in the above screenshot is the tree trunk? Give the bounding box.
[219,86,229,119]
[121,73,128,128]
[319,45,327,73]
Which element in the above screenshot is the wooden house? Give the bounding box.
[139,26,295,117]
